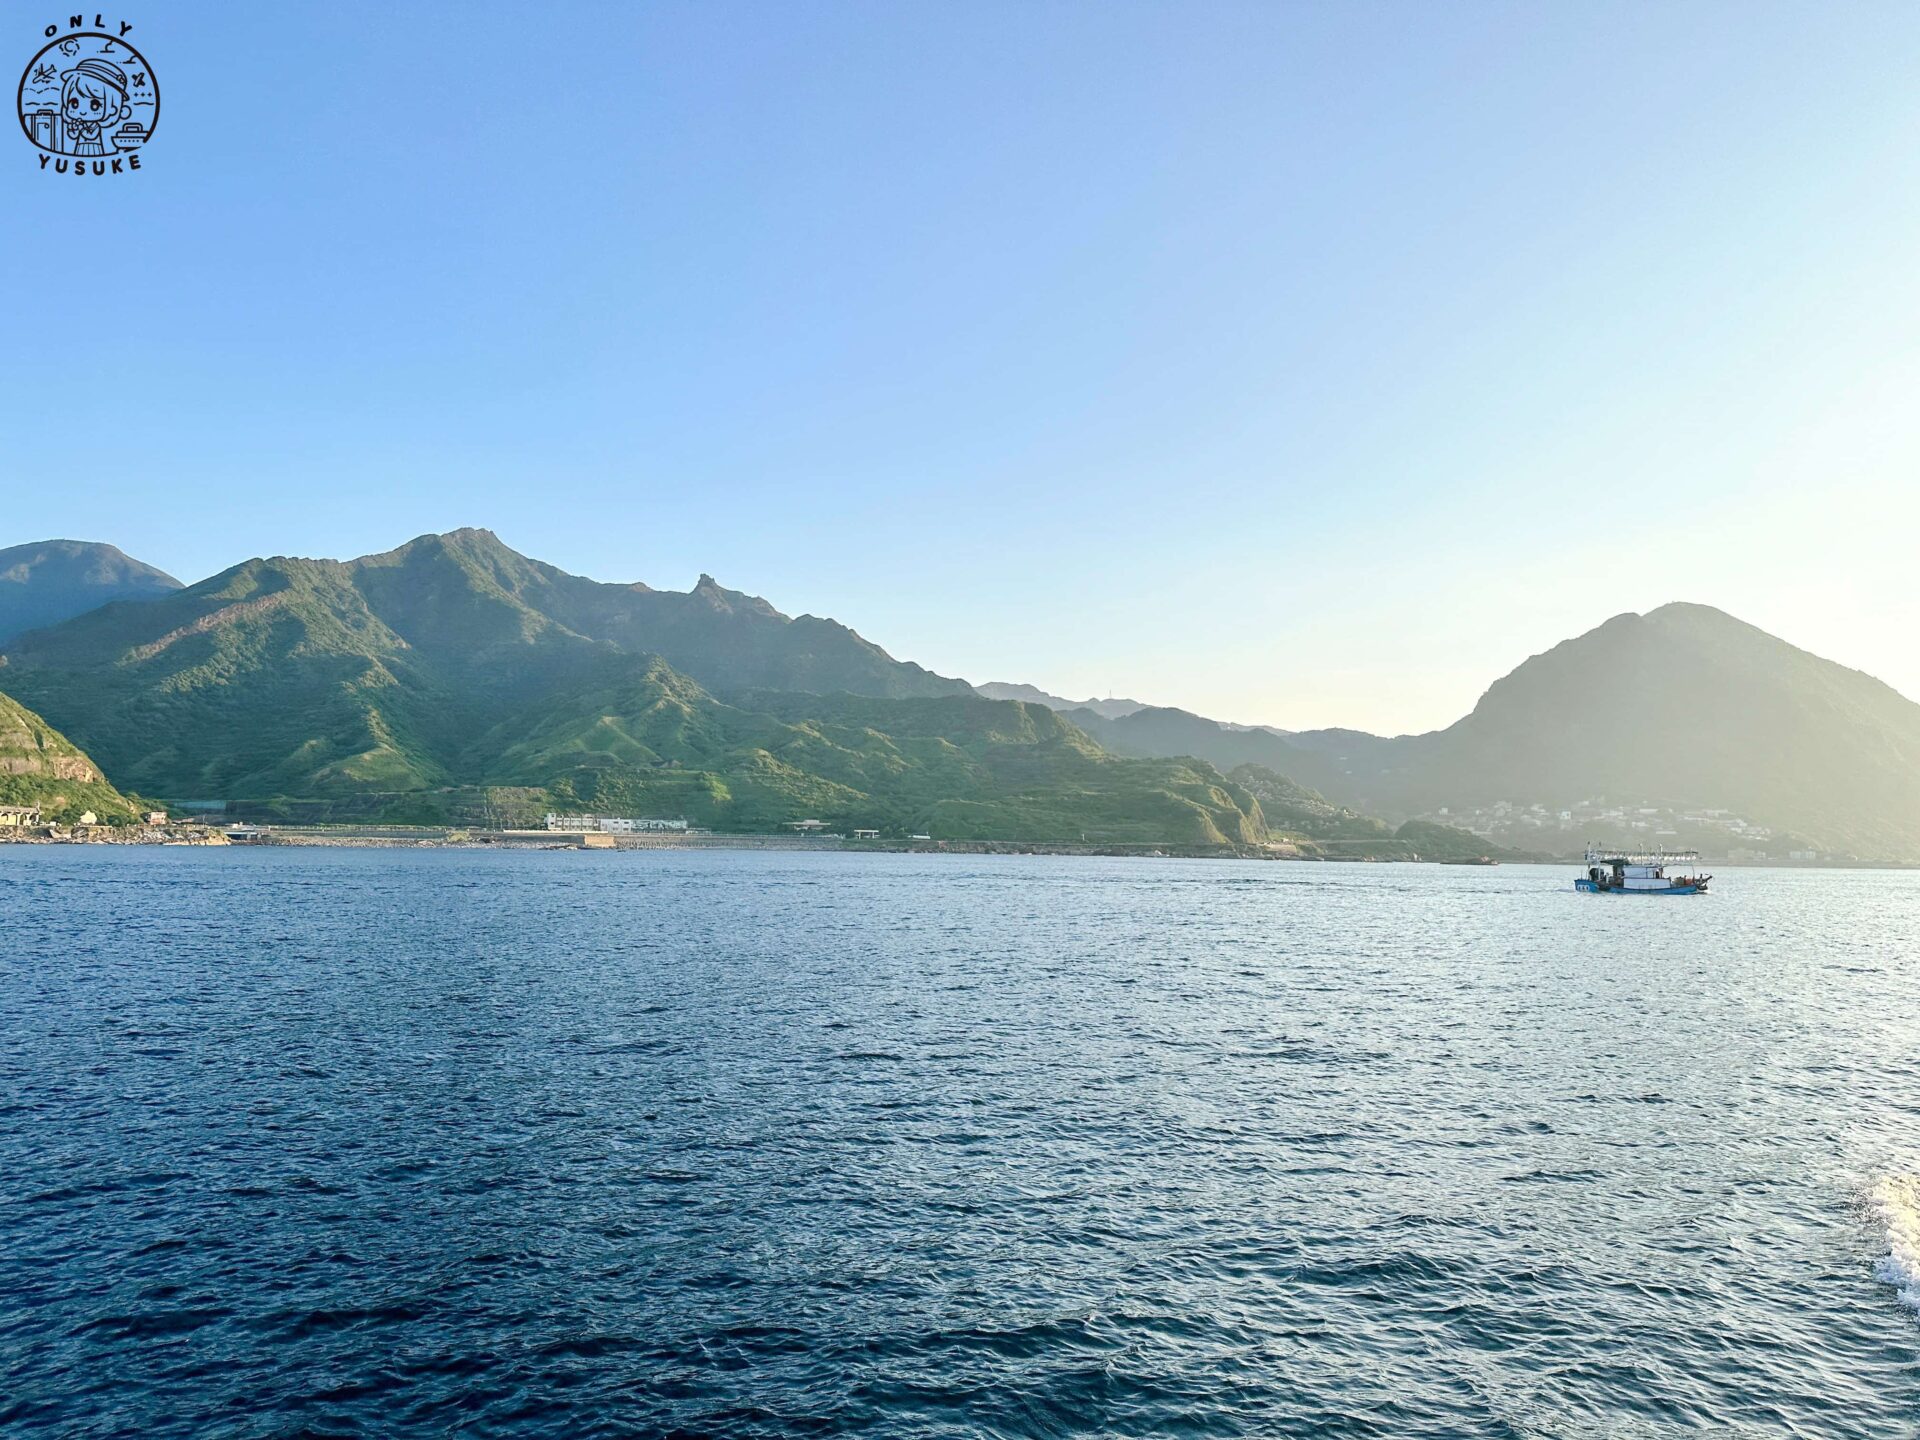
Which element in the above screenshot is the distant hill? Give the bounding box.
[0,529,1261,843]
[1229,764,1537,862]
[0,540,181,645]
[983,680,1294,734]
[1065,704,1316,776]
[0,688,137,822]
[1076,605,1920,862]
[975,681,1146,719]
[1287,604,1920,859]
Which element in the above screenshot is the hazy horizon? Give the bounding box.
[8,1,1918,733]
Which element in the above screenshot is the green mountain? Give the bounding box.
[481,668,1264,843]
[0,540,182,645]
[0,688,137,822]
[0,530,1261,844]
[1064,708,1348,821]
[32,534,1888,856]
[974,682,1147,719]
[1227,764,1535,861]
[1066,703,1310,775]
[1075,605,1920,861]
[0,529,965,796]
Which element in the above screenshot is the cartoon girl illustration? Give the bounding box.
[58,57,130,156]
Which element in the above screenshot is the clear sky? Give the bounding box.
[6,1,1918,734]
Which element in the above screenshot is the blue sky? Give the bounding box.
[6,1,1918,732]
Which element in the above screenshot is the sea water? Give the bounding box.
[1,849,1916,1437]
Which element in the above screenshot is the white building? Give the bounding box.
[544,814,689,834]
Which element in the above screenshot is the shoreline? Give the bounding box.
[0,825,1388,860]
[8,828,1277,861]
[4,827,1915,868]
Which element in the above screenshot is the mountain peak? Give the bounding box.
[688,573,783,619]
[434,527,521,560]
[1407,602,1920,856]
[1644,601,1740,625]
[0,538,179,587]
[379,527,515,559]
[0,540,183,646]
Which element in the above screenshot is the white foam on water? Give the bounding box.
[1870,1173,1920,1315]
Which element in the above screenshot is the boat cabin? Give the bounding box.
[1578,847,1710,894]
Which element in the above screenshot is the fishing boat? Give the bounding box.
[1575,846,1710,895]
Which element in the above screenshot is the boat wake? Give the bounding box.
[1871,1173,1920,1316]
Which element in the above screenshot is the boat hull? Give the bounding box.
[1574,879,1705,895]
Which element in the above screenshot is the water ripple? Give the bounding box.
[1,848,1917,1436]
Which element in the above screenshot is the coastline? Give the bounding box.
[0,825,1344,861]
[5,826,1913,867]
[3,833,1904,867]
[2,827,1269,860]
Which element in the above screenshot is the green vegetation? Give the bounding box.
[0,531,1264,844]
[1229,765,1532,861]
[30,533,1887,859]
[0,530,961,797]
[491,672,1265,843]
[0,688,138,823]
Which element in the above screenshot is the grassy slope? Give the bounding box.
[0,555,454,797]
[0,688,138,821]
[1230,764,1535,860]
[487,669,1266,844]
[0,535,1268,843]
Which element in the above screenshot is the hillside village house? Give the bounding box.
[0,805,42,828]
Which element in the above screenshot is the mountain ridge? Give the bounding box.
[7,536,1908,857]
[1075,603,1920,860]
[974,682,1147,720]
[0,530,1264,843]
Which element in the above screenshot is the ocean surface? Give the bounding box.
[1,849,1915,1438]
